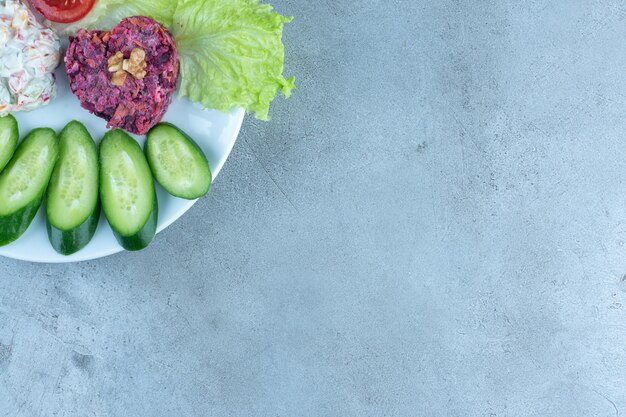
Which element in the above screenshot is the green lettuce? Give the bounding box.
[172,0,295,120]
[49,0,175,34]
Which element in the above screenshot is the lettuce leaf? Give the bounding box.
[172,0,295,120]
[49,0,175,34]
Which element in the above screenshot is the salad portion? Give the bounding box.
[66,16,179,134]
[0,0,60,116]
[0,0,294,255]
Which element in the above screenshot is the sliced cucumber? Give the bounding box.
[100,129,157,251]
[46,121,100,255]
[0,128,58,246]
[145,123,212,200]
[0,115,19,173]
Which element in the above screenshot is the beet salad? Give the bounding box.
[65,16,179,135]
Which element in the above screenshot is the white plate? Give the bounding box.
[0,65,244,263]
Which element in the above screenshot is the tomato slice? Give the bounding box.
[28,0,96,24]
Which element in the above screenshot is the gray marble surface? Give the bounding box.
[3,0,626,416]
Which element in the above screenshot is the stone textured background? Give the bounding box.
[3,0,626,415]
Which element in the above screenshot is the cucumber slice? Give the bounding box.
[0,128,58,246]
[145,123,212,199]
[0,115,19,173]
[46,121,100,255]
[100,129,157,251]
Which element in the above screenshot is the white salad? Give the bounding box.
[0,0,60,117]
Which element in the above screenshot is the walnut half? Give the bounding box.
[111,70,127,87]
[108,48,147,86]
[107,51,124,72]
[126,48,147,79]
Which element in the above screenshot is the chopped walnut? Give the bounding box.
[108,48,147,85]
[127,48,147,79]
[130,48,145,63]
[107,51,124,72]
[111,70,127,87]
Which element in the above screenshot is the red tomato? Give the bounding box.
[28,0,96,24]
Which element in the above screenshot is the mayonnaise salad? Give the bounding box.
[0,0,60,117]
